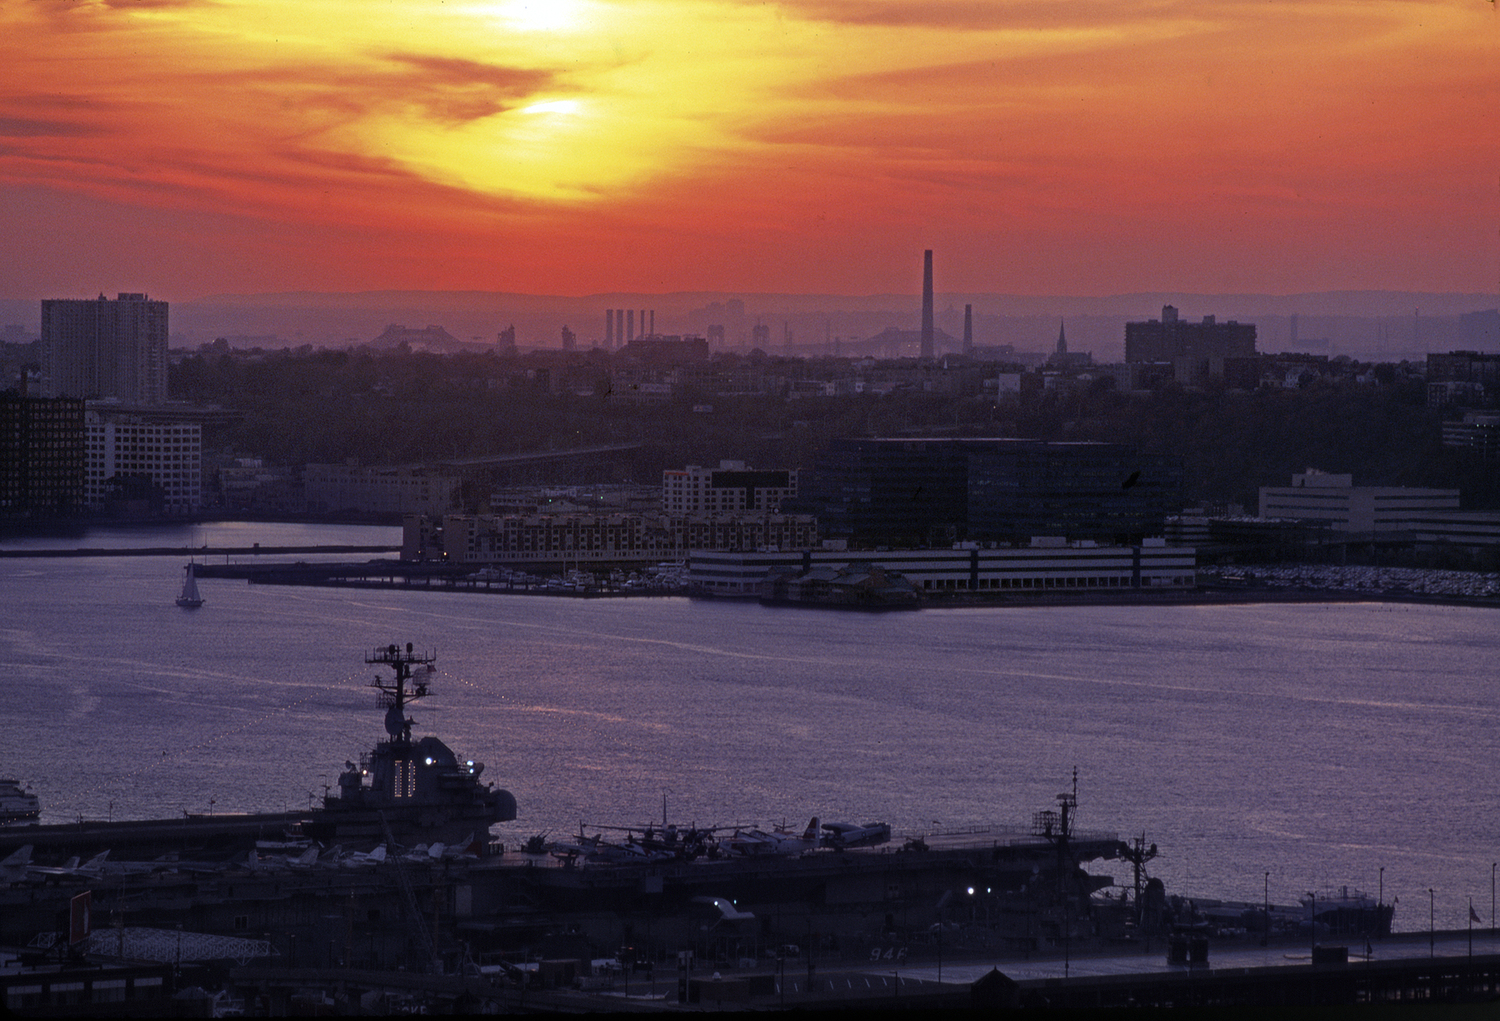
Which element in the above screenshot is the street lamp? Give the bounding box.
[1430,889,1435,957]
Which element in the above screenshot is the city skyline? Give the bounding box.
[1,1,1497,302]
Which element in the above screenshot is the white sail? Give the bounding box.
[176,563,204,608]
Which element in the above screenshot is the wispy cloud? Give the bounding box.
[0,117,111,139]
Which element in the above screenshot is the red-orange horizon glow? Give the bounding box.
[1,0,1496,301]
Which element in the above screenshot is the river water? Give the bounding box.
[2,523,1497,933]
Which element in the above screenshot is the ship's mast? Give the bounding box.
[1121,833,1159,928]
[1058,766,1078,840]
[367,643,434,743]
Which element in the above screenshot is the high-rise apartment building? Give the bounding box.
[1125,305,1256,384]
[41,293,168,405]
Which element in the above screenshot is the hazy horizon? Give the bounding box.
[4,288,1496,362]
[16,286,1500,305]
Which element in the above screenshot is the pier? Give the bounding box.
[0,544,398,559]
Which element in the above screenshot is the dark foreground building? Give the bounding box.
[0,393,86,523]
[795,437,1183,547]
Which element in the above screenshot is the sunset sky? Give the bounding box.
[2,0,1496,300]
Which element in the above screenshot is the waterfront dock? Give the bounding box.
[0,544,398,559]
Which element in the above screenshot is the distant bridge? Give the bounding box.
[433,443,645,485]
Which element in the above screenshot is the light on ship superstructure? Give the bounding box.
[307,643,517,843]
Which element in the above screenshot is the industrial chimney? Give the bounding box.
[921,250,934,360]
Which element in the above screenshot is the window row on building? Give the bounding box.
[662,460,798,514]
[688,542,1197,596]
[1258,472,1460,533]
[84,412,203,515]
[0,395,86,519]
[304,464,461,516]
[404,512,820,563]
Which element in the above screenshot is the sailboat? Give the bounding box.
[176,562,204,609]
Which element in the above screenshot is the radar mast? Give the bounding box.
[368,642,434,743]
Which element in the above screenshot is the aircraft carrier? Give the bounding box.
[0,643,1424,1015]
[0,644,1155,972]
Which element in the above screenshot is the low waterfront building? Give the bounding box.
[85,406,202,516]
[405,511,819,564]
[1442,411,1500,458]
[688,539,1196,597]
[305,464,460,516]
[1405,509,1500,549]
[662,460,797,515]
[1162,514,1211,547]
[215,457,302,515]
[1164,514,1332,562]
[1258,471,1459,533]
[797,437,1182,547]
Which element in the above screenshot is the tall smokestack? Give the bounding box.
[627,309,635,342]
[921,250,934,360]
[963,304,973,357]
[605,309,614,349]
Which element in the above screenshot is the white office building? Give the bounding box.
[688,540,1196,596]
[1258,471,1459,533]
[85,409,202,515]
[305,464,460,516]
[662,461,797,515]
[1405,510,1500,549]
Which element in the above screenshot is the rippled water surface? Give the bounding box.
[4,525,1497,932]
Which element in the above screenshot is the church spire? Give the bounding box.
[1056,319,1068,355]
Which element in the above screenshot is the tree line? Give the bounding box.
[169,348,1495,510]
